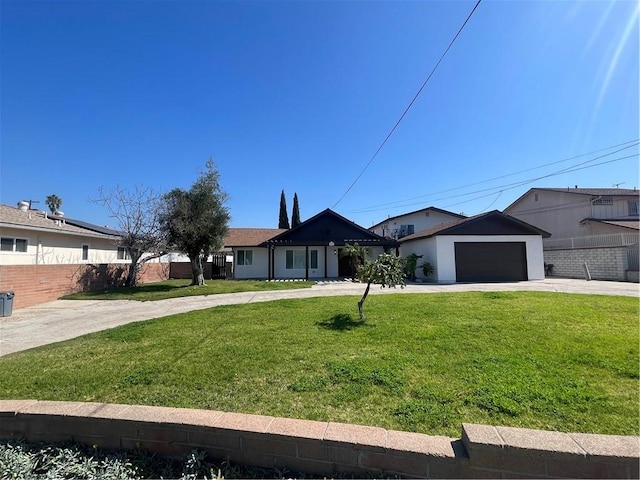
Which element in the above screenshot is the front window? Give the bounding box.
[309,249,318,269]
[82,244,89,261]
[286,250,306,269]
[593,197,613,205]
[237,249,253,266]
[0,237,28,252]
[117,247,130,260]
[629,201,639,216]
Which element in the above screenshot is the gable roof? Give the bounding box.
[399,210,551,242]
[370,206,466,229]
[0,204,121,239]
[535,187,639,197]
[264,208,397,247]
[224,228,287,247]
[506,187,640,211]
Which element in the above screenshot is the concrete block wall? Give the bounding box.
[0,263,168,309]
[1,400,637,478]
[544,246,628,281]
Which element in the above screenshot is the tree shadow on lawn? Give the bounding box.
[315,313,371,331]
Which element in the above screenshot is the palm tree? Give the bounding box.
[45,194,62,214]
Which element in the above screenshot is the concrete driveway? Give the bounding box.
[1,278,637,357]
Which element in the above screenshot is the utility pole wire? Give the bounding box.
[332,0,483,209]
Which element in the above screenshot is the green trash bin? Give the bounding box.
[0,291,14,317]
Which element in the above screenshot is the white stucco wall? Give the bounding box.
[232,247,270,279]
[401,235,545,283]
[0,227,129,266]
[274,246,334,279]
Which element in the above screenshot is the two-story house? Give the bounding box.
[369,207,466,240]
[504,187,639,282]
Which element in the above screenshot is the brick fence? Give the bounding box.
[545,246,637,282]
[1,400,637,478]
[0,263,169,309]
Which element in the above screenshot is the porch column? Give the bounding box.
[305,245,309,280]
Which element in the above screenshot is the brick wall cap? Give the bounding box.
[496,425,586,456]
[19,400,86,416]
[569,432,640,460]
[387,430,458,457]
[324,422,387,448]
[267,417,328,440]
[462,423,503,448]
[0,399,39,414]
[215,411,275,433]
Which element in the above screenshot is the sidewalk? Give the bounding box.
[1,278,637,357]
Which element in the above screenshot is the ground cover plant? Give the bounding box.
[0,292,637,438]
[60,279,315,301]
[0,439,312,479]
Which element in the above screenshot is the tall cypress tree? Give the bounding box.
[278,190,290,229]
[291,192,301,228]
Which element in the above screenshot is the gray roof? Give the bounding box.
[534,187,639,197]
[0,204,121,239]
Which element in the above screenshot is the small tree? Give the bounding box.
[340,242,369,279]
[159,159,230,286]
[291,192,301,228]
[94,185,166,287]
[356,252,405,320]
[278,190,290,229]
[45,194,62,214]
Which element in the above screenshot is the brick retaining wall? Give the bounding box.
[1,400,637,478]
[0,263,169,309]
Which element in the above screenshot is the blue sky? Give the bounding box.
[1,0,638,229]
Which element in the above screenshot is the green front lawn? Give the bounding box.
[60,279,315,301]
[1,292,637,437]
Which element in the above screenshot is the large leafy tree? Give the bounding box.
[94,185,166,287]
[291,192,301,228]
[356,253,405,320]
[159,159,230,286]
[278,190,290,229]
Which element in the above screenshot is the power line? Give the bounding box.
[349,141,639,214]
[332,0,483,209]
[441,153,638,210]
[348,139,639,213]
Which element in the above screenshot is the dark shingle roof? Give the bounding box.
[400,210,551,242]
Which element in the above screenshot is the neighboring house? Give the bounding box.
[504,187,639,241]
[504,187,639,282]
[0,202,167,309]
[0,203,125,265]
[398,210,550,283]
[370,206,466,239]
[228,209,397,280]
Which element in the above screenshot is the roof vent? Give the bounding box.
[17,201,29,211]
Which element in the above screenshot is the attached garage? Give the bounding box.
[398,210,551,283]
[454,241,527,282]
